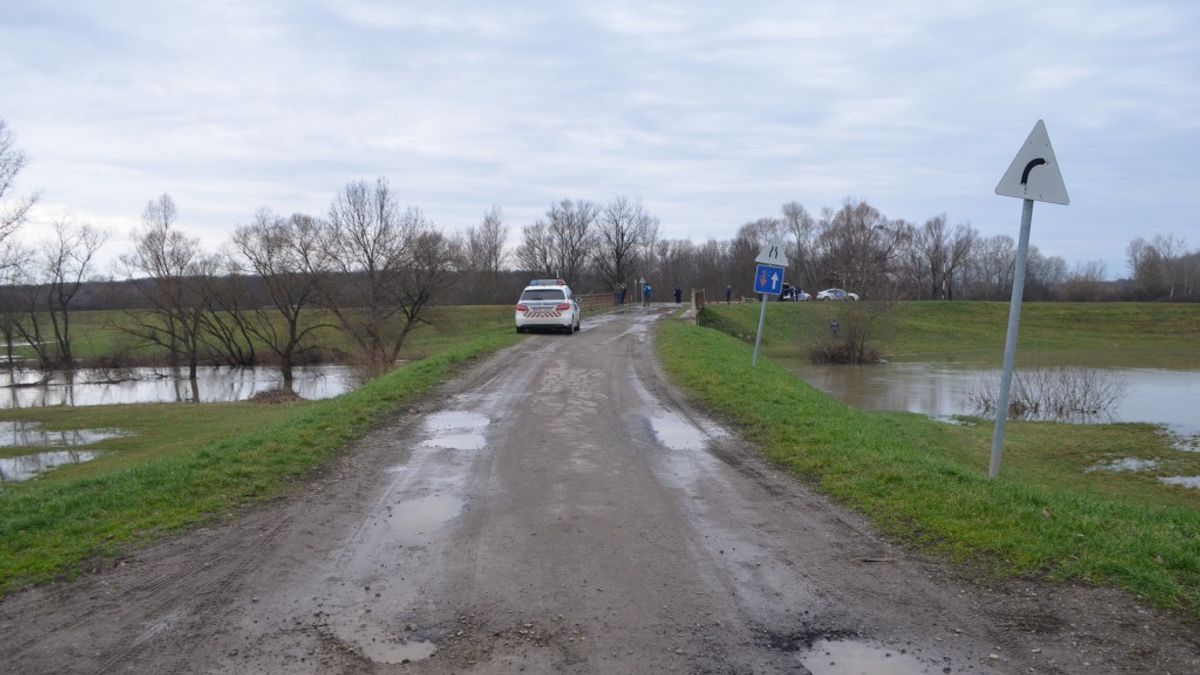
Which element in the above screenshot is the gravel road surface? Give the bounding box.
[2,307,1197,674]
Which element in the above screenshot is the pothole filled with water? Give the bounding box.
[419,411,489,450]
[800,639,929,675]
[360,638,437,665]
[335,620,438,665]
[389,494,464,540]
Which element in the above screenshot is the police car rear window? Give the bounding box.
[520,289,566,301]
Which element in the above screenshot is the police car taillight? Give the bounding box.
[555,302,571,311]
[516,303,530,312]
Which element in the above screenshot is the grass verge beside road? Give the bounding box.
[0,322,520,596]
[657,319,1200,615]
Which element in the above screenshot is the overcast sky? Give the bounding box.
[2,0,1197,278]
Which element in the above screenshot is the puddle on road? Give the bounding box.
[419,411,489,450]
[649,412,722,451]
[337,620,438,664]
[801,639,929,675]
[1084,457,1160,473]
[419,432,486,450]
[359,638,437,664]
[0,420,128,448]
[0,450,100,482]
[1159,476,1200,490]
[390,494,463,539]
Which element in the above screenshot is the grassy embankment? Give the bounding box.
[0,306,520,596]
[659,303,1200,614]
[702,300,1200,368]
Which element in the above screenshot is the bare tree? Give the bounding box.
[0,243,32,368]
[517,199,597,285]
[944,223,977,300]
[0,119,38,243]
[196,253,258,367]
[39,220,108,367]
[463,205,508,303]
[916,215,950,299]
[1152,233,1188,299]
[233,209,329,385]
[1062,260,1110,301]
[118,194,214,382]
[322,178,459,374]
[592,195,658,291]
[516,220,554,277]
[782,202,818,292]
[814,200,906,295]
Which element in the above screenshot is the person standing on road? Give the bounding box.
[725,285,732,303]
[673,287,682,304]
[642,282,652,307]
[617,283,626,305]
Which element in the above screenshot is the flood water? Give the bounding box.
[0,365,355,409]
[792,362,1200,435]
[0,450,100,482]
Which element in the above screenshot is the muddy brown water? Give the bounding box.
[1,308,1198,673]
[791,362,1200,436]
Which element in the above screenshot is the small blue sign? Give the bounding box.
[753,264,785,295]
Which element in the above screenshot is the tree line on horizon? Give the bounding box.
[1,118,1196,379]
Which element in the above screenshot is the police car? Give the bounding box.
[514,279,581,334]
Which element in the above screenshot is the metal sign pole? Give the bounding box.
[989,198,1034,479]
[752,292,768,367]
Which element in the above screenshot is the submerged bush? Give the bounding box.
[969,367,1129,420]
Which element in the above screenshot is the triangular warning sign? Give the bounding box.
[755,238,788,266]
[995,120,1069,205]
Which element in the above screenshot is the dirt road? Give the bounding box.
[2,307,1197,674]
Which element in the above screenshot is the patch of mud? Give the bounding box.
[0,450,100,482]
[801,638,929,674]
[753,626,857,653]
[1084,457,1160,473]
[1158,476,1200,490]
[0,420,128,448]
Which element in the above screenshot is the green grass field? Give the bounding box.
[15,305,517,365]
[0,309,520,595]
[657,318,1200,615]
[702,301,1200,368]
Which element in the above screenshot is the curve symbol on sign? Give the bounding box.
[1020,158,1046,186]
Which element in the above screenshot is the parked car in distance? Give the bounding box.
[778,283,810,301]
[816,288,859,301]
[514,279,581,334]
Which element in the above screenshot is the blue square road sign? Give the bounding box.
[753,264,785,295]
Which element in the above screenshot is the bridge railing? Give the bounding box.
[577,292,617,311]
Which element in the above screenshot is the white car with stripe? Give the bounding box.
[514,279,580,334]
